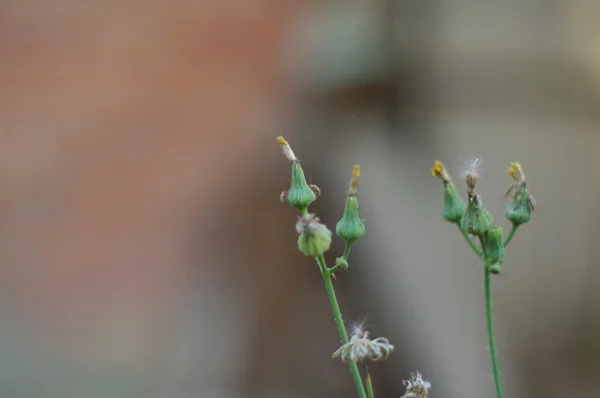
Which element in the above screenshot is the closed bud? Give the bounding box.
[287,162,317,210]
[431,160,466,223]
[296,214,332,257]
[442,182,467,223]
[336,196,366,243]
[336,165,366,243]
[277,136,317,210]
[484,226,504,274]
[505,183,533,226]
[460,194,494,236]
[504,161,534,226]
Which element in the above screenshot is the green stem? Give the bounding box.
[457,223,483,259]
[479,236,504,398]
[316,254,367,398]
[342,241,352,259]
[503,224,518,247]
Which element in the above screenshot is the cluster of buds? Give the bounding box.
[277,136,366,259]
[432,158,535,273]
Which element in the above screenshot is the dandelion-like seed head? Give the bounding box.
[461,157,482,195]
[276,135,297,163]
[296,214,327,235]
[430,160,451,183]
[401,371,431,398]
[332,328,394,363]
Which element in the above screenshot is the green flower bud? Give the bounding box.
[287,162,317,210]
[336,195,366,243]
[484,226,504,274]
[504,161,534,226]
[460,194,493,236]
[431,160,466,223]
[296,214,332,257]
[442,182,467,223]
[276,136,317,210]
[505,184,533,226]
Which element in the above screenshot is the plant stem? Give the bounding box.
[503,224,518,247]
[457,224,483,259]
[316,254,367,398]
[479,237,504,398]
[343,241,352,260]
[484,268,504,398]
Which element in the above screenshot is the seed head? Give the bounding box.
[296,214,332,257]
[401,371,431,398]
[332,329,394,363]
[461,157,482,195]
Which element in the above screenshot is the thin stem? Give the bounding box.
[342,241,353,260]
[484,268,504,398]
[479,236,504,398]
[364,363,375,398]
[503,224,518,247]
[316,255,367,398]
[457,223,483,259]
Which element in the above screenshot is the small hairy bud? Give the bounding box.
[296,214,332,257]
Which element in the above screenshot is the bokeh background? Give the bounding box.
[0,1,599,397]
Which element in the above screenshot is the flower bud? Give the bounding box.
[484,226,504,274]
[336,196,365,243]
[296,214,332,257]
[276,136,317,210]
[504,161,534,226]
[287,162,317,210]
[431,160,466,223]
[460,194,493,236]
[336,166,365,242]
[505,185,532,226]
[442,182,467,223]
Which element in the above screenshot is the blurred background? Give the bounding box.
[0,0,599,397]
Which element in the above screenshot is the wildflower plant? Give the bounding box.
[432,159,535,398]
[276,136,406,398]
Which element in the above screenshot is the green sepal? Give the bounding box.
[442,182,467,223]
[336,196,366,243]
[460,195,493,236]
[287,162,317,210]
[505,184,532,226]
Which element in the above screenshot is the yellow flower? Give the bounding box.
[506,161,525,183]
[431,160,450,182]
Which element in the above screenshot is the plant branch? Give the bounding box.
[503,224,518,247]
[457,224,483,259]
[316,254,367,398]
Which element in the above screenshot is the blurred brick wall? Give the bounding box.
[0,0,303,384]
